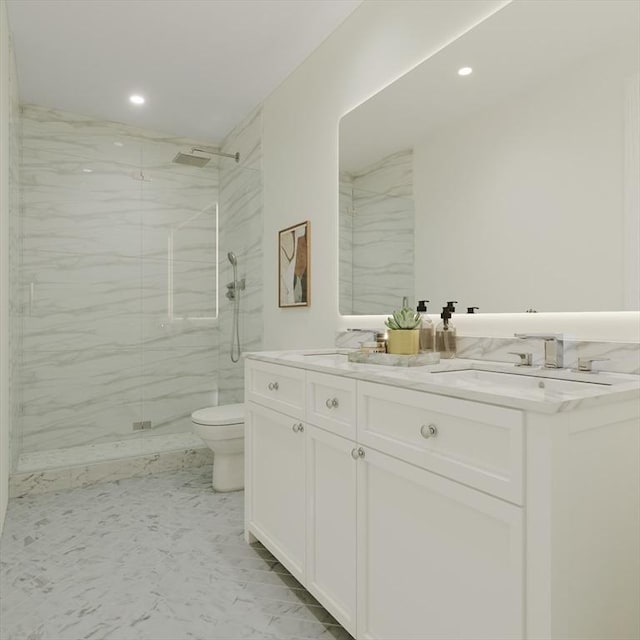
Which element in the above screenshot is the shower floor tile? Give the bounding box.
[0,467,352,640]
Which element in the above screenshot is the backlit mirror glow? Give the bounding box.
[339,0,640,315]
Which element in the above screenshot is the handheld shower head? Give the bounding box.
[227,252,237,266]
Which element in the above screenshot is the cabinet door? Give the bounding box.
[246,402,306,581]
[306,425,357,636]
[357,447,523,640]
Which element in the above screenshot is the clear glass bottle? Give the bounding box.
[416,300,434,352]
[435,306,457,358]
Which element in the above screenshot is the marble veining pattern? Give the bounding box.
[336,332,640,375]
[0,467,350,640]
[8,27,22,470]
[217,107,263,406]
[15,105,264,469]
[17,432,206,473]
[334,330,377,349]
[456,336,640,374]
[10,447,213,498]
[18,105,226,457]
[339,149,414,315]
[248,349,640,414]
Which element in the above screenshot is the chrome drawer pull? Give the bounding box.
[351,447,365,459]
[268,381,279,391]
[420,424,438,439]
[292,423,304,433]
[325,397,339,409]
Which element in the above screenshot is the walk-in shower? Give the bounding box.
[226,251,245,363]
[10,103,262,490]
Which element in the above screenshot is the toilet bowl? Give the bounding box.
[191,403,244,492]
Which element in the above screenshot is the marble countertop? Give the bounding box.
[245,349,640,414]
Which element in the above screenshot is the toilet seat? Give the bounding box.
[191,403,244,426]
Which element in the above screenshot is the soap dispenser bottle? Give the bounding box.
[416,300,434,352]
[436,305,457,359]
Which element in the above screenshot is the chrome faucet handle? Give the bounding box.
[508,352,533,367]
[514,333,564,369]
[573,357,609,373]
[542,337,564,369]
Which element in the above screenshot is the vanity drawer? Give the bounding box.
[357,381,524,504]
[306,371,356,439]
[246,360,305,419]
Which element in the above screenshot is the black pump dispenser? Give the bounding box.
[416,300,434,352]
[436,306,456,358]
[446,301,458,313]
[467,306,479,314]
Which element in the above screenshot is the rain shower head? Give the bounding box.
[173,147,240,167]
[172,152,211,168]
[227,252,237,266]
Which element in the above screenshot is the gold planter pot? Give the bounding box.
[387,329,420,355]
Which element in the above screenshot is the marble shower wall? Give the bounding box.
[218,107,263,405]
[19,105,223,454]
[7,28,21,470]
[339,149,414,315]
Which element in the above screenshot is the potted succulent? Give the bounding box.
[385,307,422,355]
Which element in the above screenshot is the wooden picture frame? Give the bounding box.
[278,221,310,307]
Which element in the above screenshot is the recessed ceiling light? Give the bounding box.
[458,67,473,76]
[129,94,145,105]
[82,168,93,173]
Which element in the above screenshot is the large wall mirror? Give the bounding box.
[339,0,639,315]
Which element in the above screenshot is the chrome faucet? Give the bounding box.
[514,333,564,369]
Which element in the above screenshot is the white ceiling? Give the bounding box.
[340,0,640,172]
[7,0,362,142]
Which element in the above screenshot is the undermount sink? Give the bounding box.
[428,366,632,395]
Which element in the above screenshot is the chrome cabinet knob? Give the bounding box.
[268,381,279,391]
[325,397,339,409]
[351,447,365,459]
[420,424,438,439]
[292,423,304,433]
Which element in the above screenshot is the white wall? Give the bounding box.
[261,0,640,347]
[414,48,632,313]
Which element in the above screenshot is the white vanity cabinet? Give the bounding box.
[245,361,358,634]
[306,424,358,634]
[245,356,640,640]
[245,401,306,581]
[356,445,523,640]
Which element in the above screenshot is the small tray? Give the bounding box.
[347,351,440,367]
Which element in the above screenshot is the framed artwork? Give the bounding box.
[279,221,310,307]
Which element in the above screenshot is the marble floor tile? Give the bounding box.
[0,467,352,640]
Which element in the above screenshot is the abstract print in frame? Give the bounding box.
[279,221,310,307]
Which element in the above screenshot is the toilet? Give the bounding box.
[191,403,245,492]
